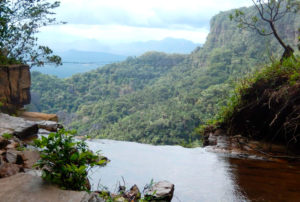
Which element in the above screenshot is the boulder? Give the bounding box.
[0,163,21,178]
[124,184,141,201]
[21,150,40,168]
[0,173,104,202]
[5,149,23,164]
[36,120,62,132]
[144,181,175,201]
[0,113,38,139]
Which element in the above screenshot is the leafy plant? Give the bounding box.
[2,133,13,140]
[34,129,108,191]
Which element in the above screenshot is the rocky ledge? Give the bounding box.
[203,129,297,161]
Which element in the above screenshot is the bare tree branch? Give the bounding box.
[230,0,298,60]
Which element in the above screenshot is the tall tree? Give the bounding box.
[0,0,63,66]
[230,0,300,60]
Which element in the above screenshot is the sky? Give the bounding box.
[38,0,252,51]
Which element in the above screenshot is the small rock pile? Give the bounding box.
[0,136,40,178]
[103,181,174,202]
[0,112,61,179]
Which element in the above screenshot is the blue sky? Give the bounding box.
[38,0,252,51]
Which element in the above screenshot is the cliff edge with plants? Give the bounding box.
[203,57,300,155]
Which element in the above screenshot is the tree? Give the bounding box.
[298,28,300,50]
[0,0,63,66]
[230,0,300,60]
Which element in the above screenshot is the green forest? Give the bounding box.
[29,6,300,145]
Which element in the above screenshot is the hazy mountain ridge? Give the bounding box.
[58,50,127,63]
[51,38,200,56]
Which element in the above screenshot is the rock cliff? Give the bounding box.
[0,64,31,111]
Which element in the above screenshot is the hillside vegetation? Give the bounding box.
[29,6,300,145]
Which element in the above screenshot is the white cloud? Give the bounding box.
[40,24,209,44]
[40,0,252,50]
[56,0,252,28]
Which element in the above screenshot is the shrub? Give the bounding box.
[34,129,108,191]
[2,133,13,140]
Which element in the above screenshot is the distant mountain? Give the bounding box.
[58,50,126,63]
[32,39,199,78]
[31,50,127,78]
[110,38,201,56]
[48,38,201,56]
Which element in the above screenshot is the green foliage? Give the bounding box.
[0,0,62,66]
[34,129,108,191]
[298,28,300,50]
[2,133,13,140]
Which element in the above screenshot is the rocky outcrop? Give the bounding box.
[0,64,31,111]
[0,113,61,139]
[0,113,38,139]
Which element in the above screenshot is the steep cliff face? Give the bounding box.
[0,65,31,110]
[192,7,300,67]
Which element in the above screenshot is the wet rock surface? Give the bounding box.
[203,129,296,161]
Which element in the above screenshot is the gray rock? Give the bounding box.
[5,151,17,164]
[37,128,51,135]
[0,113,38,139]
[36,120,62,132]
[0,173,92,202]
[144,181,175,201]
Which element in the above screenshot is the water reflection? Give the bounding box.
[228,158,300,202]
[87,139,246,202]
